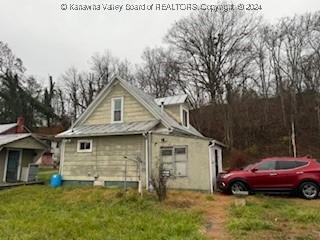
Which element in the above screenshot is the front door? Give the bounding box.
[6,150,21,182]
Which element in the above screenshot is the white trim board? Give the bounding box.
[180,105,190,128]
[111,96,124,123]
[77,139,93,153]
[3,148,23,182]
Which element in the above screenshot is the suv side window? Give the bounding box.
[257,161,276,170]
[295,161,308,168]
[276,161,297,170]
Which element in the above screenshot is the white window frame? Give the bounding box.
[160,146,188,177]
[3,149,23,182]
[180,106,189,128]
[111,97,124,123]
[77,139,93,153]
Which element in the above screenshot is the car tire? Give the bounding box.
[299,182,319,200]
[230,181,248,195]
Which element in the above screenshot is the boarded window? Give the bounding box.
[160,148,174,173]
[175,147,187,176]
[160,146,188,177]
[112,97,123,122]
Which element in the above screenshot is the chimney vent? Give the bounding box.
[161,101,165,113]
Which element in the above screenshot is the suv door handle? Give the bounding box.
[296,171,304,174]
[270,173,278,176]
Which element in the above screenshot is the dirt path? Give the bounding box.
[202,194,233,239]
[167,192,234,240]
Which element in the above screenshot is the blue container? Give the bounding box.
[50,174,62,188]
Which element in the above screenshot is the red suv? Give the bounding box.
[217,157,320,199]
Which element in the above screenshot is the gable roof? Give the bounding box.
[0,123,17,134]
[71,77,204,138]
[154,94,188,106]
[0,133,48,149]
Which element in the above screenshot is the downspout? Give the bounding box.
[148,131,152,190]
[143,131,153,191]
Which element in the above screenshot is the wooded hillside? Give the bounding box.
[191,92,320,164]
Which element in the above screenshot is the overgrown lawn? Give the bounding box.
[0,186,205,240]
[228,195,320,240]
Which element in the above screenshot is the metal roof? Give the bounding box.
[56,120,160,138]
[0,133,31,147]
[154,95,188,106]
[117,79,204,138]
[0,123,17,134]
[69,77,204,138]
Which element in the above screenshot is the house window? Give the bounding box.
[77,140,93,153]
[111,97,123,122]
[160,146,188,177]
[181,107,189,128]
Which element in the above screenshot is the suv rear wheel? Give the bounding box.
[299,182,319,200]
[230,181,248,195]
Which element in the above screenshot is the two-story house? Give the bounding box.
[56,77,223,192]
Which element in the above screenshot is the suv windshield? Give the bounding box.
[243,164,253,170]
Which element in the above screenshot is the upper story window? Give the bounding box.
[77,139,92,153]
[181,107,189,128]
[111,97,123,123]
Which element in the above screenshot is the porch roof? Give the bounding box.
[0,133,31,147]
[56,120,160,138]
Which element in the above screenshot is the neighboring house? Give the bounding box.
[33,126,65,167]
[57,77,223,192]
[0,118,48,183]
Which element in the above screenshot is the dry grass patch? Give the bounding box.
[228,195,320,240]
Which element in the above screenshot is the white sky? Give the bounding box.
[0,0,319,85]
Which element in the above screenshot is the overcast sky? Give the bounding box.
[0,0,319,85]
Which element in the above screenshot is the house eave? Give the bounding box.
[56,131,148,139]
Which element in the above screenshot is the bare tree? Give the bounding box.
[166,10,261,146]
[0,41,25,75]
[62,67,81,122]
[136,47,180,98]
[90,51,119,91]
[251,26,273,123]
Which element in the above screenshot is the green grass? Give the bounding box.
[227,195,320,239]
[0,186,205,240]
[37,168,58,182]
